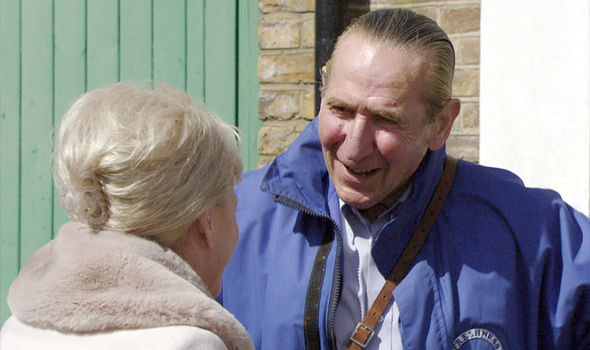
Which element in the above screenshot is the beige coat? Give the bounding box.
[0,222,253,350]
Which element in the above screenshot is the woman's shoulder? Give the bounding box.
[0,316,228,350]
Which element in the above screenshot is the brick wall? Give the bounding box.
[257,0,480,167]
[257,0,316,166]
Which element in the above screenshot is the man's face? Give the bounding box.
[318,33,444,210]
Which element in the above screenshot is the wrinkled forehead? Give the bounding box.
[327,33,429,93]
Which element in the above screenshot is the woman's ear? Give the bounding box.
[428,98,461,151]
[189,211,213,249]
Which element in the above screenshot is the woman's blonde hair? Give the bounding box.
[53,82,242,245]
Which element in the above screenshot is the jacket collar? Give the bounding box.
[261,118,332,217]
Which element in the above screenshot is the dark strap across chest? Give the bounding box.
[347,156,458,349]
[303,156,458,350]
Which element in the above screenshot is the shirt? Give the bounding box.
[334,188,411,350]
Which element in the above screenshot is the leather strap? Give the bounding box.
[347,156,458,350]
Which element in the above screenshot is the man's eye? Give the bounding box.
[373,114,388,122]
[373,114,394,124]
[373,114,402,127]
[330,106,352,116]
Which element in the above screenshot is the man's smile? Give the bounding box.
[339,161,381,180]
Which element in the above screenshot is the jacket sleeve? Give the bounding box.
[542,205,590,349]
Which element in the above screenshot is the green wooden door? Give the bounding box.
[0,0,261,322]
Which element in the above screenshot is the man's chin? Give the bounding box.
[337,192,378,210]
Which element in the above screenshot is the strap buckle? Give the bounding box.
[349,322,375,348]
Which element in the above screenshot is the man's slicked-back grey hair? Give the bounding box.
[53,82,242,245]
[323,8,455,115]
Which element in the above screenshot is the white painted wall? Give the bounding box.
[480,1,590,215]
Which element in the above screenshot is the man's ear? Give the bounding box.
[189,211,213,249]
[320,65,328,91]
[428,98,461,151]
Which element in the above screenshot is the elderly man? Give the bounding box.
[221,8,590,350]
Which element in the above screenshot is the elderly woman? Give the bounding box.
[0,82,253,349]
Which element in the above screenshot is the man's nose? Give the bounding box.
[340,115,375,161]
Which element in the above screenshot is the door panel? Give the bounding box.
[0,0,259,322]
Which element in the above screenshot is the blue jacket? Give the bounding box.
[221,118,590,349]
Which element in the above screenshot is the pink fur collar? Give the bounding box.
[7,222,252,350]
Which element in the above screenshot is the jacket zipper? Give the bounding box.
[327,219,343,349]
[273,194,344,350]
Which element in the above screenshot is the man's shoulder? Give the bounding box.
[446,161,589,277]
[454,160,562,203]
[450,160,588,233]
[449,160,583,229]
[455,160,525,189]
